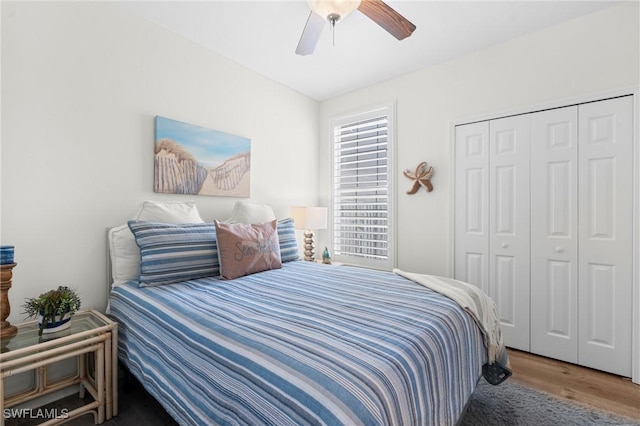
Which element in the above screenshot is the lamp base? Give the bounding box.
[0,323,17,338]
[0,262,18,339]
[303,230,315,261]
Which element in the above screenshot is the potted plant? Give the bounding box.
[22,286,81,335]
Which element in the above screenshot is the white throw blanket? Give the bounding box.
[393,269,506,365]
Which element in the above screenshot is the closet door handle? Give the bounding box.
[501,242,508,249]
[555,246,564,253]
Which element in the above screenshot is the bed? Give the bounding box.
[107,201,508,426]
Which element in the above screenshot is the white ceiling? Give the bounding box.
[117,1,620,101]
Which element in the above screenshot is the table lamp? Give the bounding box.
[1,245,18,338]
[291,207,327,261]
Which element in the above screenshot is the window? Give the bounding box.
[331,105,395,270]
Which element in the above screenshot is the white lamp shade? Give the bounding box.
[291,206,328,230]
[308,0,361,20]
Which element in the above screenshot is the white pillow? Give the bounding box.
[135,200,204,223]
[224,202,276,224]
[109,224,141,285]
[108,201,204,285]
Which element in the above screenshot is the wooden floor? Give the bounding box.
[507,348,640,420]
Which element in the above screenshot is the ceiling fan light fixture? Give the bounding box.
[308,0,361,22]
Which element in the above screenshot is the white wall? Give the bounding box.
[1,2,320,323]
[2,2,639,327]
[319,2,640,276]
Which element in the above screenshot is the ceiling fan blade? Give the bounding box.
[358,0,416,40]
[296,12,325,56]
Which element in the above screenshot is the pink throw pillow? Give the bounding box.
[215,220,282,280]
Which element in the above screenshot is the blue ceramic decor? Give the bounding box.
[0,246,15,265]
[322,247,332,264]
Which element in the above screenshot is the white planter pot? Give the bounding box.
[38,311,72,334]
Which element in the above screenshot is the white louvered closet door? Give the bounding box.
[530,106,579,363]
[578,96,633,377]
[489,115,531,352]
[454,122,490,295]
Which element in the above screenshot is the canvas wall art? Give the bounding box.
[154,116,251,197]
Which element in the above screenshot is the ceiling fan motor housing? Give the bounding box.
[308,0,361,21]
[296,0,416,56]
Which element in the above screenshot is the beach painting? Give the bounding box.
[154,116,251,197]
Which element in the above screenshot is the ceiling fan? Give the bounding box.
[296,0,416,56]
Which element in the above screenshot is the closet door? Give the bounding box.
[578,96,633,377]
[530,106,579,363]
[454,122,490,294]
[489,115,531,351]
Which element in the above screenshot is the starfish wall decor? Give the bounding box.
[403,162,434,194]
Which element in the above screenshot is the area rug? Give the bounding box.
[460,379,640,426]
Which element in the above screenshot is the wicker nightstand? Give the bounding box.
[0,309,117,425]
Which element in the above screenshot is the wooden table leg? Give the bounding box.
[112,325,118,417]
[79,354,86,399]
[105,332,112,420]
[96,345,104,424]
[1,372,5,426]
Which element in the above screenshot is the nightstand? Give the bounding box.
[0,309,118,425]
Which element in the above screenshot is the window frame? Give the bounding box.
[329,103,396,270]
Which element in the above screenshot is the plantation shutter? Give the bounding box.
[332,106,394,269]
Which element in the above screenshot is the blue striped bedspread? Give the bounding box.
[109,261,486,425]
